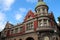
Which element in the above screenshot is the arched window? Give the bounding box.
[44,36,49,40]
[52,36,58,40]
[26,37,34,40]
[14,39,16,40]
[56,37,58,40]
[19,39,22,40]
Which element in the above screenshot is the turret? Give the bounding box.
[35,0,55,31]
[35,0,49,15]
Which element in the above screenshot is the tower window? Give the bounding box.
[44,19,47,26]
[38,20,43,27]
[37,9,40,13]
[42,8,45,11]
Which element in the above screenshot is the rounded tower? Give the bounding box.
[35,0,49,15]
[35,0,56,31]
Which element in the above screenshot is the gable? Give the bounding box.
[5,21,13,29]
[24,10,35,22]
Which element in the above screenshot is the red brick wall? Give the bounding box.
[34,20,38,31]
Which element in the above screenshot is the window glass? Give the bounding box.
[15,28,18,33]
[37,8,40,13]
[44,19,47,23]
[26,22,33,30]
[20,27,23,32]
[44,19,47,26]
[38,20,43,26]
[11,30,13,34]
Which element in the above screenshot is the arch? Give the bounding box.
[52,36,58,40]
[44,36,49,40]
[26,37,34,40]
[41,33,52,37]
[19,39,22,40]
[56,37,58,40]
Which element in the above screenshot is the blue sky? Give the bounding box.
[0,0,60,31]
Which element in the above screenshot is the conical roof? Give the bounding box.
[36,2,46,7]
[35,0,46,8]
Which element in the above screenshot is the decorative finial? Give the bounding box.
[38,0,43,2]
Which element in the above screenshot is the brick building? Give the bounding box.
[1,0,60,40]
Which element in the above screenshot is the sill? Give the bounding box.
[25,29,34,33]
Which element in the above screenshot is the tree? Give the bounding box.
[58,16,60,23]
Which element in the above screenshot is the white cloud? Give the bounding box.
[0,21,6,32]
[15,13,22,20]
[0,12,6,31]
[0,0,15,31]
[26,0,37,3]
[0,0,15,11]
[19,8,27,13]
[15,8,27,21]
[57,21,59,23]
[0,12,5,21]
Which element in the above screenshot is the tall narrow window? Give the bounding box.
[42,8,45,13]
[11,30,13,34]
[38,20,42,27]
[44,19,47,26]
[20,27,23,32]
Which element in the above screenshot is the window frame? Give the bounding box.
[26,22,33,31]
[20,27,23,32]
[15,28,18,33]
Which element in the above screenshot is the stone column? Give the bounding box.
[47,20,49,26]
[42,19,44,26]
[45,9,48,15]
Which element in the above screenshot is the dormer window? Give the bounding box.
[28,15,30,18]
[27,15,33,20]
